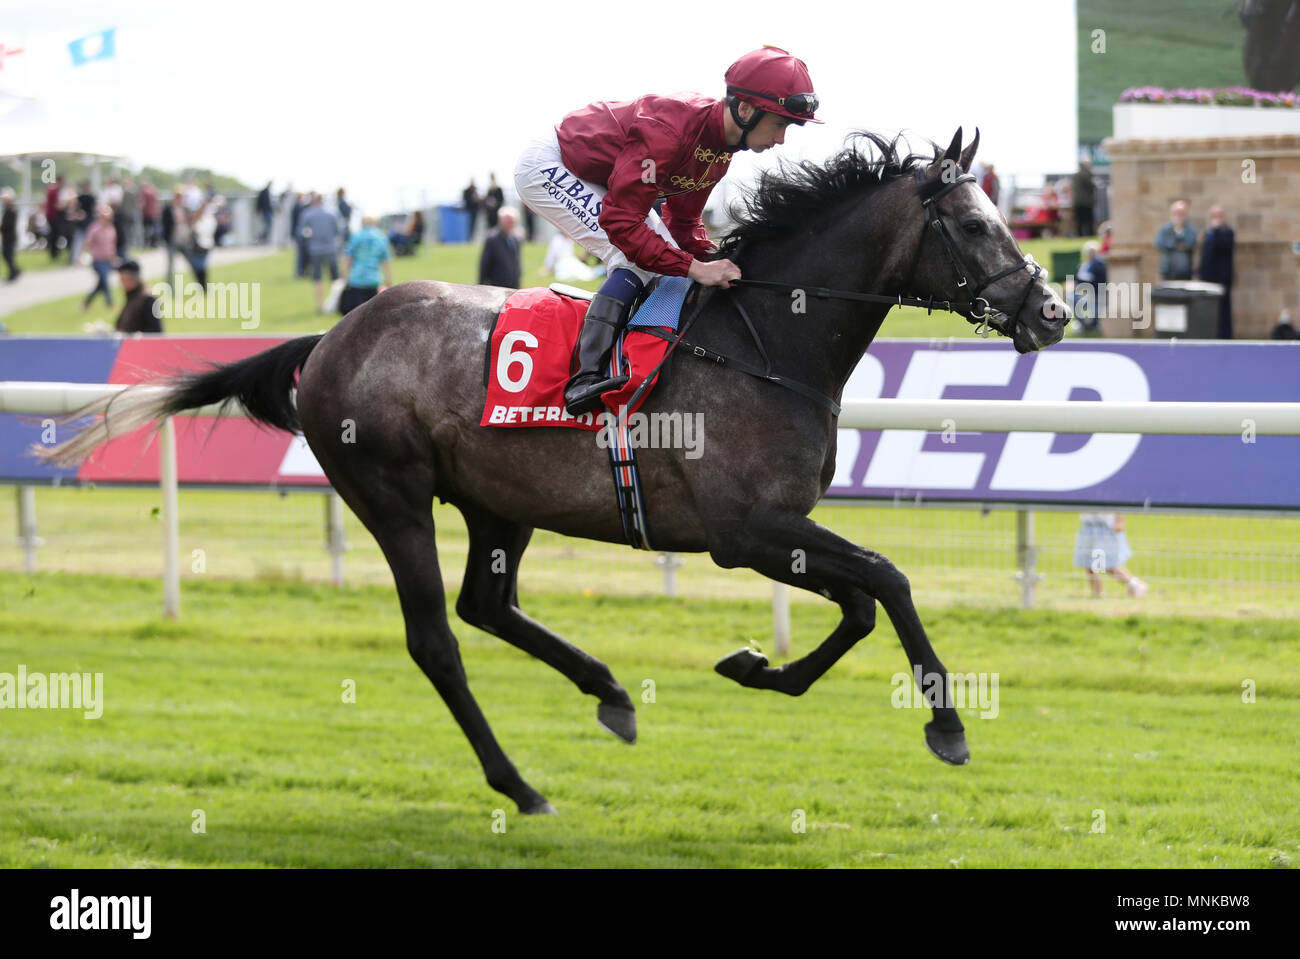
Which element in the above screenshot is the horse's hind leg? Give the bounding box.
[381,513,556,814]
[322,458,555,814]
[455,502,637,743]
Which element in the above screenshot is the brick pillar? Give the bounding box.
[1101,133,1300,338]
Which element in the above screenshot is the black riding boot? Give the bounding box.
[564,293,631,415]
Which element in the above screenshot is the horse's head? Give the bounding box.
[909,128,1069,353]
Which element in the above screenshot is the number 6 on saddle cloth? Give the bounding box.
[480,277,695,549]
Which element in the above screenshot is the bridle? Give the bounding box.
[914,170,1043,338]
[729,168,1043,340]
[627,166,1051,415]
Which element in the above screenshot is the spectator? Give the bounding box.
[522,204,536,242]
[389,210,424,256]
[979,163,999,205]
[112,203,130,260]
[27,209,50,252]
[336,188,352,242]
[120,176,139,252]
[478,206,521,288]
[1270,310,1297,340]
[212,195,232,248]
[184,198,217,293]
[1098,221,1114,257]
[1073,240,1107,333]
[256,181,275,244]
[1073,512,1148,598]
[100,176,123,210]
[113,260,162,333]
[82,205,117,310]
[44,175,66,261]
[340,215,393,315]
[161,188,187,284]
[298,192,342,312]
[462,178,481,239]
[182,178,202,213]
[483,173,504,230]
[1,187,19,282]
[1155,200,1196,281]
[291,192,309,277]
[70,181,96,263]
[140,178,160,248]
[1038,181,1061,236]
[1072,158,1095,237]
[1024,184,1056,235]
[102,179,127,258]
[277,182,295,246]
[1198,204,1235,339]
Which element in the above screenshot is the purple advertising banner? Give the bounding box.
[826,340,1300,509]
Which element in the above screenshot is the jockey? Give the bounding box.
[514,45,820,415]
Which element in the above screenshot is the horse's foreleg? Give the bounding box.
[710,508,968,764]
[455,503,637,743]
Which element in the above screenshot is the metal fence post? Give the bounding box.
[656,551,683,597]
[772,581,791,656]
[160,417,180,619]
[1014,508,1043,609]
[325,492,348,586]
[16,485,41,573]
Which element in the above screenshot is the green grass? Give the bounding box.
[11,249,70,277]
[0,236,1095,340]
[4,488,1296,619]
[0,571,1295,867]
[1078,0,1259,144]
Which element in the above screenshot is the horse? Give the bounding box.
[41,128,1069,815]
[1240,0,1300,92]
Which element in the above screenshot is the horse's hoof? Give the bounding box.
[924,722,970,766]
[521,799,558,815]
[597,703,637,744]
[714,647,769,686]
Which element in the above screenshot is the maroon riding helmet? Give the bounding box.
[725,45,822,148]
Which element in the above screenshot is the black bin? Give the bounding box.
[1152,281,1224,339]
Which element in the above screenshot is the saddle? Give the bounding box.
[480,278,692,431]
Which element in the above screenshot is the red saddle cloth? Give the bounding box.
[480,287,672,431]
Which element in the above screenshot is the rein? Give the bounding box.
[729,172,1041,338]
[626,168,1044,416]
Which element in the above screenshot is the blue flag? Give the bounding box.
[68,28,116,67]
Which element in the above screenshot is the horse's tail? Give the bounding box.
[35,335,324,468]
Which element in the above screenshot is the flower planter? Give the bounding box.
[1113,103,1300,140]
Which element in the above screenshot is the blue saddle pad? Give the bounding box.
[627,276,692,332]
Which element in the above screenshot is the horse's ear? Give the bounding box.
[959,127,980,173]
[942,127,963,168]
[928,127,964,180]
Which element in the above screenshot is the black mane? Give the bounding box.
[719,131,942,254]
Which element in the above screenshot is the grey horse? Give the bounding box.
[42,129,1068,814]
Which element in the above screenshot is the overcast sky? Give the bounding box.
[1,0,1077,215]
